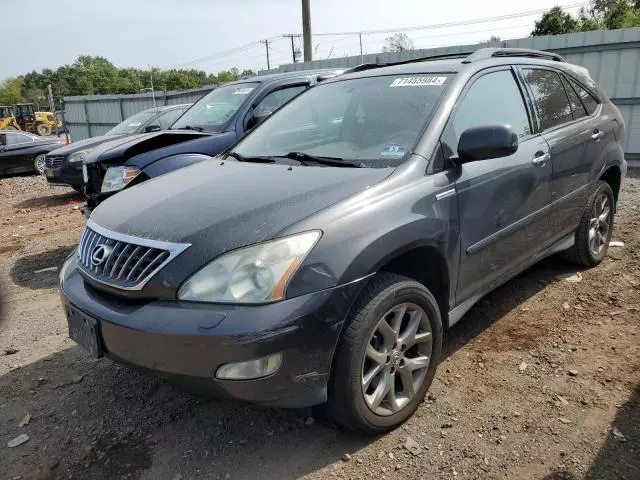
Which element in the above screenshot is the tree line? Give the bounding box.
[0,55,254,110]
[532,0,640,35]
[3,1,640,109]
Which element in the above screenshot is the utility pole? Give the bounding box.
[359,32,363,63]
[282,34,301,63]
[47,84,59,137]
[302,0,312,62]
[149,67,157,108]
[260,39,271,70]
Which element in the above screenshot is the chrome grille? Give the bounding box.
[77,220,190,290]
[45,155,64,169]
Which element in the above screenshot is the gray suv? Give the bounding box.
[59,48,626,434]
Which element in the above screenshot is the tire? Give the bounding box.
[326,272,443,434]
[33,154,46,175]
[561,180,614,267]
[36,123,51,136]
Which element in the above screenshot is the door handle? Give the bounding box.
[532,152,550,167]
[591,130,604,141]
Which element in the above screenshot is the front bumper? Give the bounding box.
[46,162,83,188]
[59,257,365,407]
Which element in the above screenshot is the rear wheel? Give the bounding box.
[561,180,614,267]
[33,154,46,175]
[327,272,442,434]
[36,123,51,136]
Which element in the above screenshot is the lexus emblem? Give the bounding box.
[90,244,113,267]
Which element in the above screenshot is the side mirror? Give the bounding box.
[144,124,161,133]
[457,125,518,163]
[246,111,271,130]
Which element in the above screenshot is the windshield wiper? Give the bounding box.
[226,151,275,163]
[282,151,365,168]
[178,125,204,132]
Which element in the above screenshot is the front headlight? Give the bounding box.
[68,149,94,163]
[178,231,321,303]
[101,166,142,193]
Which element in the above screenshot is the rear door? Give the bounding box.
[442,67,553,303]
[520,68,605,240]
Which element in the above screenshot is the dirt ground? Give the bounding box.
[0,173,638,480]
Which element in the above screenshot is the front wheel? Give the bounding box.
[327,272,443,434]
[33,154,46,175]
[36,123,51,136]
[561,180,614,267]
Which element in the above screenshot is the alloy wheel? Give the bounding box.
[361,302,433,416]
[34,155,46,174]
[588,192,610,256]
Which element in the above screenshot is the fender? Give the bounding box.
[281,156,460,309]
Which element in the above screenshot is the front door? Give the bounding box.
[1,132,35,171]
[441,67,553,303]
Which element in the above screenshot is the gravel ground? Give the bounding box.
[0,173,638,480]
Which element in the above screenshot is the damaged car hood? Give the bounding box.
[84,130,211,165]
[90,158,392,260]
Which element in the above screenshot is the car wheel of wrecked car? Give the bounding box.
[327,273,442,434]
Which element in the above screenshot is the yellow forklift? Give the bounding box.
[0,105,20,130]
[14,103,62,136]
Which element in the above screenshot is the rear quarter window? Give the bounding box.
[567,77,600,115]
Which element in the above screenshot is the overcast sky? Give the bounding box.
[2,0,586,81]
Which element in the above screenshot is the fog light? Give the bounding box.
[216,353,282,380]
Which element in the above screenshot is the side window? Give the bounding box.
[5,133,32,145]
[443,69,531,157]
[0,134,6,146]
[157,108,186,129]
[567,77,599,115]
[522,68,573,131]
[254,85,307,116]
[560,75,587,120]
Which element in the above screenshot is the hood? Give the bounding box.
[47,134,127,156]
[85,130,210,165]
[126,132,235,170]
[90,159,392,260]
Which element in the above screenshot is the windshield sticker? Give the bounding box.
[390,77,447,87]
[127,122,142,127]
[380,144,406,158]
[232,87,255,95]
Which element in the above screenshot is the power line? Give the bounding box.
[305,2,587,37]
[166,2,587,70]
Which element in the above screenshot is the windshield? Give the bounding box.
[231,74,450,167]
[106,110,158,136]
[171,82,260,132]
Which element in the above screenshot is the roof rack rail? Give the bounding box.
[341,48,565,75]
[343,51,472,74]
[462,48,566,64]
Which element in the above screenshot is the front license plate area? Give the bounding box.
[46,169,54,179]
[67,306,103,358]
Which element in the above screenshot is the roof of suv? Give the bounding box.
[326,48,590,83]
